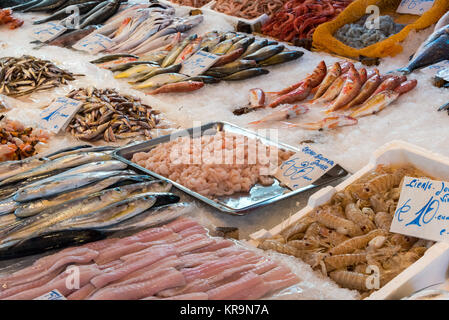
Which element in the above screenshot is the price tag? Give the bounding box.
[32,22,67,42]
[274,145,336,190]
[391,176,449,242]
[396,0,435,15]
[180,50,220,77]
[34,289,67,300]
[72,33,113,54]
[39,97,83,133]
[421,60,449,76]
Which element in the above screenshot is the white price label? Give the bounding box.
[396,0,435,15]
[32,22,67,42]
[421,60,449,76]
[39,97,83,134]
[34,289,67,300]
[391,176,449,242]
[73,33,113,54]
[180,50,220,77]
[274,145,335,190]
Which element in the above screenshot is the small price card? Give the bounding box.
[180,50,220,77]
[32,22,67,42]
[34,289,67,300]
[391,177,449,242]
[421,60,449,76]
[39,97,83,133]
[396,0,435,15]
[72,33,113,54]
[274,145,336,190]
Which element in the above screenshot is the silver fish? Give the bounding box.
[0,197,18,216]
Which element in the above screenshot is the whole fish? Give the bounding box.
[47,146,115,160]
[174,36,203,64]
[258,51,303,67]
[0,152,111,186]
[138,51,169,65]
[99,202,193,232]
[243,44,284,62]
[14,175,160,218]
[324,66,361,113]
[398,25,449,74]
[110,61,158,73]
[368,76,402,99]
[24,0,68,12]
[130,30,180,55]
[147,81,204,95]
[201,35,224,52]
[211,38,235,55]
[32,1,99,24]
[227,37,254,54]
[268,79,312,108]
[130,64,182,84]
[161,34,197,67]
[48,26,97,48]
[249,104,309,125]
[340,74,381,110]
[78,0,121,29]
[312,74,347,105]
[222,68,269,80]
[134,73,188,89]
[298,115,358,130]
[114,64,159,78]
[185,75,220,84]
[90,54,139,64]
[314,62,341,99]
[207,59,257,76]
[1,181,168,243]
[242,39,268,57]
[0,197,17,216]
[8,0,41,11]
[14,170,132,202]
[212,48,244,67]
[249,88,266,109]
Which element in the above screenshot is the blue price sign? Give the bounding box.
[397,0,435,15]
[39,96,83,133]
[32,22,67,42]
[73,33,113,54]
[180,50,220,77]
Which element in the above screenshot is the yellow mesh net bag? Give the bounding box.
[312,0,449,59]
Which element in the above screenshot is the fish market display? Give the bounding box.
[95,31,303,94]
[0,217,300,300]
[240,60,417,129]
[0,146,182,258]
[169,0,211,8]
[0,56,79,97]
[213,0,287,20]
[335,15,404,49]
[398,24,449,74]
[258,165,433,298]
[64,88,173,142]
[132,131,294,198]
[0,118,49,162]
[0,8,23,29]
[262,0,352,42]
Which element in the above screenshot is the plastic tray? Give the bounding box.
[249,140,449,299]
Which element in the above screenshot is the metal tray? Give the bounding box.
[113,121,349,215]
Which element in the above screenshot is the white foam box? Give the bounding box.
[249,140,449,300]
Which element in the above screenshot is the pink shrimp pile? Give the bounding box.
[213,0,287,20]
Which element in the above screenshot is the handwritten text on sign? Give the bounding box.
[73,33,113,54]
[391,176,449,242]
[34,289,67,300]
[32,22,67,42]
[274,146,335,190]
[39,97,83,133]
[180,50,219,77]
[397,0,435,15]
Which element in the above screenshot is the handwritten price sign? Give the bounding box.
[396,0,435,15]
[39,97,83,133]
[180,50,219,77]
[35,289,67,300]
[32,22,67,42]
[391,176,449,242]
[274,145,335,190]
[72,33,113,54]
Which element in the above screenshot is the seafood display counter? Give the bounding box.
[0,0,449,302]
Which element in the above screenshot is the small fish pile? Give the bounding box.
[0,117,50,162]
[213,0,287,20]
[0,145,183,258]
[95,31,303,94]
[0,8,23,29]
[0,56,79,97]
[262,0,352,42]
[132,131,294,198]
[335,15,404,49]
[169,0,211,8]
[0,217,300,300]
[65,88,171,143]
[258,164,434,298]
[239,60,417,130]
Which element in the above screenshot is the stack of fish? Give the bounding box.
[0,145,186,259]
[237,60,417,130]
[0,217,300,300]
[93,31,303,94]
[64,87,172,142]
[0,56,80,97]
